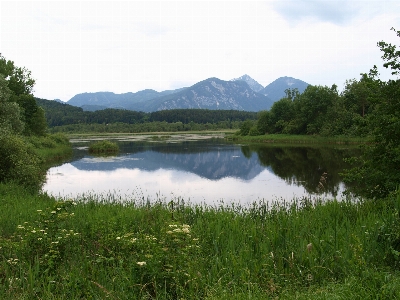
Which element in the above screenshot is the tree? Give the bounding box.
[0,54,35,95]
[344,28,400,198]
[291,85,339,135]
[0,54,46,135]
[0,75,24,134]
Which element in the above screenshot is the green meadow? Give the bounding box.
[1,181,399,299]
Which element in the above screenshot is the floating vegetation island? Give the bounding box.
[88,140,119,155]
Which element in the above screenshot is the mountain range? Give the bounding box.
[65,75,309,112]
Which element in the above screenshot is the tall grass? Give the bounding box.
[27,133,72,162]
[1,184,399,299]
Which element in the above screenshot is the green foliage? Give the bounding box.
[0,54,35,96]
[238,119,254,136]
[0,76,24,134]
[88,140,119,155]
[13,94,47,136]
[0,133,43,190]
[343,28,400,198]
[0,55,66,189]
[0,132,70,190]
[0,54,46,136]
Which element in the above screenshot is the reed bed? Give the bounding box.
[0,183,399,299]
[227,134,371,145]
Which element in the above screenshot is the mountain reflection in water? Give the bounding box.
[43,137,359,204]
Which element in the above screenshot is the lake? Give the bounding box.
[42,134,360,206]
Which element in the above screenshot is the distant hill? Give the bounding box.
[67,88,186,111]
[138,77,274,112]
[231,74,264,92]
[260,76,309,101]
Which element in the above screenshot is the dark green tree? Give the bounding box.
[0,54,46,135]
[344,28,400,198]
[0,75,24,134]
[292,85,339,135]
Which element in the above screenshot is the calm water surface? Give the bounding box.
[43,134,359,205]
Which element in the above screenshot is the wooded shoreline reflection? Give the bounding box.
[242,144,360,196]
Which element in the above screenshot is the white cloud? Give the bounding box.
[272,0,362,25]
[1,0,399,101]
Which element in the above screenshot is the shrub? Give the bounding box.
[0,132,44,189]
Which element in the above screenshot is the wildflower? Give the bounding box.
[182,228,190,234]
[169,224,178,228]
[51,211,56,214]
[116,237,121,240]
[130,238,137,243]
[307,243,313,253]
[31,230,36,233]
[38,238,42,241]
[173,228,182,233]
[57,207,61,211]
[37,210,42,212]
[193,238,199,241]
[166,231,173,234]
[137,261,146,266]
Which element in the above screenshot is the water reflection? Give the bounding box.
[43,137,359,204]
[246,145,360,197]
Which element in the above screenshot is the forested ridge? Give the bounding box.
[35,98,257,132]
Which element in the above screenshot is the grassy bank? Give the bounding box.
[1,184,399,299]
[27,133,72,163]
[226,133,372,145]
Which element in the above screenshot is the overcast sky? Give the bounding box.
[1,0,399,102]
